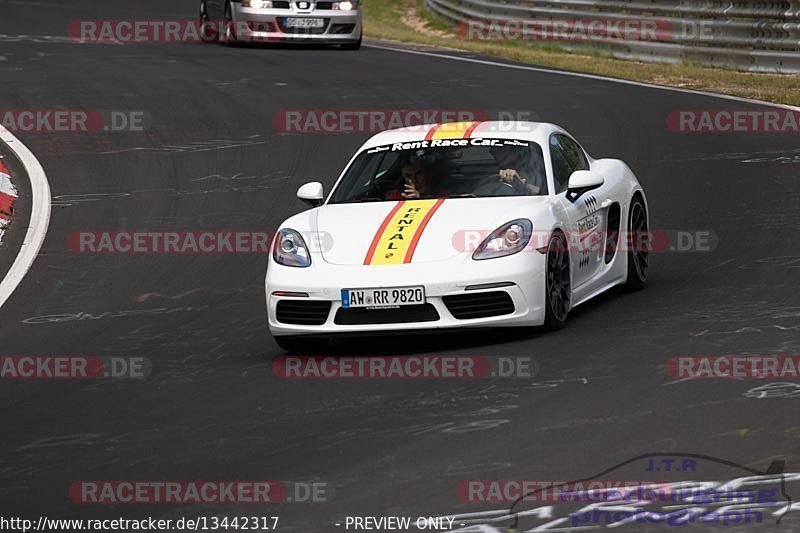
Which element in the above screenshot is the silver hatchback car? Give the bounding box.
[200,0,362,49]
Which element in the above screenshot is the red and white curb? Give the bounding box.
[0,124,51,309]
[0,157,18,244]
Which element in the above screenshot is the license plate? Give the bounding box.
[341,286,426,309]
[285,18,325,28]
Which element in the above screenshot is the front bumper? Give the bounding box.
[231,2,362,43]
[266,253,547,337]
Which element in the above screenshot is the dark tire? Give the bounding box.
[544,230,571,330]
[223,2,238,46]
[274,336,326,353]
[624,195,649,291]
[199,0,217,42]
[341,34,362,50]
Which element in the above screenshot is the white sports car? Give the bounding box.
[266,121,649,351]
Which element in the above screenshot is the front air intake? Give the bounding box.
[334,304,439,325]
[276,300,331,325]
[443,292,515,319]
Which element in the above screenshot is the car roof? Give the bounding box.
[359,121,564,151]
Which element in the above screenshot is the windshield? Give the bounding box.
[329,138,548,204]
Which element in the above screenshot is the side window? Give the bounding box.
[558,135,589,173]
[549,134,589,193]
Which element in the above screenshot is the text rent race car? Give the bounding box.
[266,121,649,351]
[200,0,362,48]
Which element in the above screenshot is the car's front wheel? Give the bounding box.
[223,2,238,46]
[199,0,217,42]
[624,195,649,291]
[543,230,571,330]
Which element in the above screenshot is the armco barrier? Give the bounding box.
[425,0,800,73]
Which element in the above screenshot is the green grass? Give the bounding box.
[363,0,800,107]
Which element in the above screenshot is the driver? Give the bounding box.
[385,156,432,200]
[489,144,543,195]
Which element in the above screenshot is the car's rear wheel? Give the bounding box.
[544,230,570,330]
[624,195,649,291]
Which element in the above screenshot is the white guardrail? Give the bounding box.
[424,0,800,73]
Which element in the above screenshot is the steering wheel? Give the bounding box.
[471,173,517,196]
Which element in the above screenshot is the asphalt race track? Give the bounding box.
[1,0,799,531]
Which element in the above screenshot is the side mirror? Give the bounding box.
[297,182,324,207]
[566,170,604,202]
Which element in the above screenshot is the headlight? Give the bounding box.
[472,219,533,260]
[243,0,272,8]
[333,1,356,10]
[273,229,311,267]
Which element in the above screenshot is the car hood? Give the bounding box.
[315,197,549,266]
